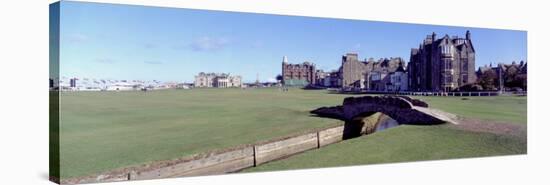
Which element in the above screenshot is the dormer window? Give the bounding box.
[441,45,453,55]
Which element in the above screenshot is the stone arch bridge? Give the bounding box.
[311,95,458,125]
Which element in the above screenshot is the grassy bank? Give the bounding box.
[243,93,527,173]
[58,88,347,178]
[243,124,526,172]
[418,95,527,124]
[56,88,527,178]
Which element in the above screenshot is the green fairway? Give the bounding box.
[243,124,526,172]
[242,94,527,173]
[58,88,348,178]
[417,95,527,124]
[56,88,527,178]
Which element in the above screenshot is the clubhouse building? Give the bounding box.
[194,72,242,88]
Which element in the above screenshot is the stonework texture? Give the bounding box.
[408,31,476,92]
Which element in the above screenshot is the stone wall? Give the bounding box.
[62,146,255,184]
[60,124,357,184]
[254,133,318,165]
[311,96,449,125]
[131,147,255,180]
[318,126,345,147]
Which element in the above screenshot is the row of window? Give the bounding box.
[285,74,309,77]
[443,59,469,71]
[441,45,454,54]
[444,74,469,83]
[284,67,314,71]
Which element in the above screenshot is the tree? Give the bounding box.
[478,70,497,90]
[504,67,519,88]
[276,74,283,82]
[514,74,527,90]
[459,83,483,91]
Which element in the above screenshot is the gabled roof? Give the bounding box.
[411,48,419,55]
[465,39,475,53]
[395,64,406,72]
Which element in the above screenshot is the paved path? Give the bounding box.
[413,106,459,124]
[313,96,460,125]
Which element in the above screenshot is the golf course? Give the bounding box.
[57,88,349,178]
[54,88,527,179]
[244,93,527,173]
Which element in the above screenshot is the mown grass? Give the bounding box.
[417,95,527,124]
[56,88,526,178]
[243,124,526,172]
[243,94,527,173]
[58,88,349,178]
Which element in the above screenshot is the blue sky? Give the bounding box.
[56,1,527,83]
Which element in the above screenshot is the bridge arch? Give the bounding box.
[312,95,458,140]
[312,95,454,125]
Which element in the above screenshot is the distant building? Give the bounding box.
[176,83,191,89]
[476,61,527,91]
[69,78,77,88]
[281,56,316,86]
[340,53,365,89]
[408,31,476,92]
[194,72,242,88]
[388,64,408,92]
[339,53,405,91]
[326,71,341,87]
[106,82,135,91]
[314,70,329,87]
[316,70,341,88]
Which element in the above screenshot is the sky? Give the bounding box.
[55,1,527,83]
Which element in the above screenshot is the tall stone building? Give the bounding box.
[340,53,364,88]
[339,53,405,90]
[408,31,476,92]
[194,72,242,88]
[281,56,316,86]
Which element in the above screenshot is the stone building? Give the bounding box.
[329,71,342,87]
[194,72,242,88]
[388,64,408,92]
[313,70,329,87]
[340,53,365,89]
[281,56,316,86]
[339,53,405,91]
[323,70,341,88]
[476,61,527,90]
[408,31,476,92]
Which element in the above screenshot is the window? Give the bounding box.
[444,59,452,70]
[462,59,468,71]
[442,45,453,55]
[445,75,452,83]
